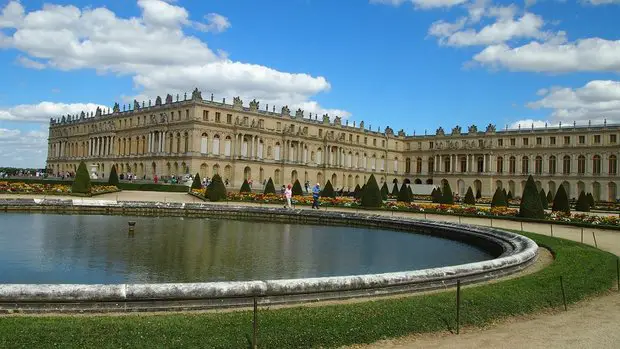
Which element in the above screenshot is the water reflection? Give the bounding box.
[0,213,493,284]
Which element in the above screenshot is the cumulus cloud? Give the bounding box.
[0,128,48,168]
[16,55,45,69]
[0,102,107,123]
[195,13,231,33]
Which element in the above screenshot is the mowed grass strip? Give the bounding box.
[0,232,617,349]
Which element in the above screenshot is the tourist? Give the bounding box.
[304,181,309,193]
[284,184,292,209]
[312,183,320,209]
[154,174,158,184]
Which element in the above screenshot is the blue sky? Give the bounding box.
[1,0,619,167]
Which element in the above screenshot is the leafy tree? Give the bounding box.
[491,187,508,207]
[575,191,591,212]
[587,192,595,208]
[552,184,570,214]
[539,188,548,210]
[292,179,304,196]
[518,175,545,219]
[463,187,476,205]
[108,165,119,186]
[546,190,554,204]
[391,182,399,196]
[240,179,251,193]
[440,182,454,205]
[431,187,442,203]
[380,182,389,201]
[397,183,411,203]
[191,173,202,189]
[475,188,482,199]
[71,161,92,194]
[263,177,276,195]
[207,174,227,201]
[360,174,383,208]
[321,180,336,198]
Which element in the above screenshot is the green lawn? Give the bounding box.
[0,232,617,349]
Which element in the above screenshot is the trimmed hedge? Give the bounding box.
[321,180,336,198]
[463,187,475,205]
[391,182,399,196]
[292,180,304,196]
[380,182,389,201]
[440,182,454,205]
[240,179,251,193]
[108,165,119,186]
[207,174,227,202]
[575,191,590,212]
[539,188,548,210]
[552,184,570,214]
[518,175,544,219]
[71,161,91,194]
[491,187,508,207]
[361,174,382,208]
[397,183,411,203]
[191,173,202,190]
[264,178,276,195]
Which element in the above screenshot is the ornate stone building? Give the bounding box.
[47,88,620,201]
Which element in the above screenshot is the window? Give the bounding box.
[577,155,586,174]
[609,155,617,175]
[610,134,617,143]
[477,156,484,173]
[563,156,571,174]
[535,156,542,174]
[444,157,451,172]
[226,114,232,124]
[290,124,295,133]
[594,135,601,144]
[523,138,529,146]
[356,135,360,143]
[521,156,529,174]
[578,135,585,144]
[319,129,323,138]
[536,137,542,145]
[428,158,434,173]
[496,157,503,173]
[276,122,281,131]
[416,157,422,173]
[203,110,209,121]
[510,138,516,146]
[382,140,385,147]
[349,134,353,142]
[364,137,368,145]
[550,136,556,145]
[593,155,601,175]
[549,156,556,174]
[373,139,377,146]
[429,141,434,149]
[460,156,467,173]
[215,112,221,122]
[185,109,189,120]
[498,139,503,147]
[564,136,570,145]
[509,156,516,174]
[405,158,411,173]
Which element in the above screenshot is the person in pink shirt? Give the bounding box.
[284,183,292,209]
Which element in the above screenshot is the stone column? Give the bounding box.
[162,132,166,153]
[89,139,92,157]
[483,154,487,173]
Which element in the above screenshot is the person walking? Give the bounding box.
[284,184,293,209]
[312,183,321,209]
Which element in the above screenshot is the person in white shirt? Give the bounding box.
[284,184,293,209]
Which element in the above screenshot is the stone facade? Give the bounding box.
[47,89,620,201]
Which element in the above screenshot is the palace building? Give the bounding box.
[47,88,620,201]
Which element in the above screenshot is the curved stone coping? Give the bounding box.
[0,201,538,305]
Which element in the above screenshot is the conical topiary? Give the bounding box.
[475,188,482,199]
[546,190,554,204]
[71,161,92,194]
[292,179,303,196]
[240,179,251,193]
[391,182,399,196]
[431,187,442,203]
[397,183,411,203]
[108,165,119,186]
[587,192,595,208]
[491,187,508,207]
[507,190,513,201]
[409,185,413,198]
[441,182,454,205]
[575,191,590,212]
[354,184,362,199]
[207,174,227,201]
[263,177,276,195]
[518,175,545,219]
[191,172,202,189]
[552,184,570,214]
[381,182,389,200]
[361,174,383,208]
[539,188,548,210]
[321,180,335,198]
[464,187,476,205]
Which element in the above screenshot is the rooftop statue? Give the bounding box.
[468,124,478,134]
[95,107,102,117]
[281,105,290,116]
[295,108,304,119]
[155,96,162,106]
[113,103,120,113]
[385,126,394,135]
[334,116,342,126]
[165,94,173,104]
[323,114,330,124]
[451,125,461,135]
[134,99,140,110]
[436,126,445,136]
[249,99,259,111]
[192,88,202,100]
[485,123,496,133]
[233,96,243,109]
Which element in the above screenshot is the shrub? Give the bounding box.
[491,187,508,207]
[191,173,202,189]
[240,179,251,193]
[507,190,513,201]
[321,180,335,198]
[361,174,382,208]
[463,187,476,205]
[431,188,442,203]
[391,182,399,196]
[108,165,119,186]
[263,177,276,195]
[575,191,590,212]
[292,179,304,196]
[552,184,570,214]
[475,188,482,199]
[518,175,544,219]
[539,189,548,210]
[397,183,411,203]
[587,192,595,208]
[408,185,413,198]
[353,184,362,199]
[440,182,454,205]
[546,190,554,204]
[71,161,92,194]
[207,174,227,202]
[380,182,389,201]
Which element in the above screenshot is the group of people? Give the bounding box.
[282,183,322,209]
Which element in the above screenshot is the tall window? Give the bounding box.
[496,156,503,173]
[460,156,467,173]
[521,156,529,174]
[509,156,516,174]
[405,158,411,173]
[609,155,617,175]
[577,155,586,174]
[274,143,281,161]
[444,157,450,172]
[535,156,542,175]
[549,156,556,174]
[212,135,220,155]
[428,158,434,173]
[416,157,422,173]
[593,155,601,175]
[477,156,484,173]
[563,156,571,174]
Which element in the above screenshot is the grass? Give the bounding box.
[0,232,617,348]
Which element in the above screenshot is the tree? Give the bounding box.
[575,191,590,212]
[507,190,513,201]
[463,187,476,205]
[431,187,442,203]
[108,165,119,186]
[207,174,227,201]
[397,183,411,203]
[539,188,548,210]
[391,182,399,196]
[441,182,454,205]
[491,187,508,207]
[71,161,92,194]
[263,177,276,195]
[191,172,202,189]
[360,174,383,208]
[292,179,304,196]
[552,184,570,214]
[475,188,482,199]
[380,182,389,201]
[546,190,554,204]
[353,184,362,199]
[518,175,545,219]
[587,192,595,208]
[409,185,413,198]
[240,179,251,193]
[321,180,336,198]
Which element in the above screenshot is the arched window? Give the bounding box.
[535,156,542,175]
[274,142,281,160]
[563,155,571,174]
[224,136,232,156]
[405,158,411,173]
[577,155,586,174]
[416,157,422,173]
[477,156,484,173]
[509,156,516,174]
[496,156,503,173]
[460,156,467,173]
[257,140,264,159]
[316,148,322,165]
[609,155,617,175]
[549,155,556,174]
[212,135,220,155]
[200,133,208,154]
[428,157,434,173]
[443,156,450,172]
[521,156,529,174]
[184,132,189,153]
[393,157,398,172]
[593,155,601,175]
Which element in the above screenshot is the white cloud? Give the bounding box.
[525,80,620,124]
[508,119,552,129]
[0,0,24,28]
[16,55,45,69]
[195,13,231,33]
[474,38,620,72]
[0,128,48,168]
[370,0,468,9]
[582,0,620,5]
[0,102,107,123]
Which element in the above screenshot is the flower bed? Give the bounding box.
[0,182,119,196]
